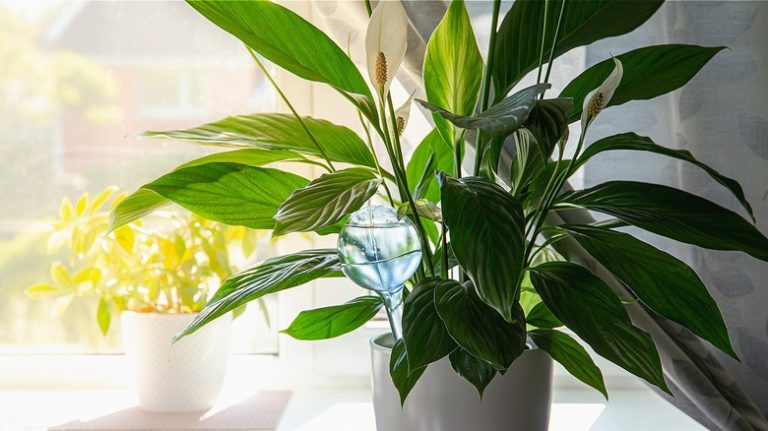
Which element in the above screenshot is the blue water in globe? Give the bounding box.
[337,206,422,293]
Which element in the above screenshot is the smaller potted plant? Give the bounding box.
[26,187,264,412]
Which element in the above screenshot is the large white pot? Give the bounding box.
[121,311,232,412]
[371,333,553,431]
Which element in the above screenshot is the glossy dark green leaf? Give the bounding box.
[559,181,768,262]
[418,84,548,138]
[282,296,382,340]
[530,329,607,399]
[524,98,573,157]
[530,262,668,392]
[140,163,308,229]
[493,0,663,98]
[439,174,526,320]
[402,279,458,369]
[176,149,315,170]
[560,224,737,358]
[449,348,497,397]
[390,339,426,405]
[185,0,375,118]
[175,249,342,341]
[405,129,454,202]
[434,280,526,370]
[423,0,483,147]
[274,168,382,235]
[508,129,546,196]
[575,132,754,221]
[142,113,375,168]
[561,45,724,122]
[527,301,562,329]
[109,188,170,232]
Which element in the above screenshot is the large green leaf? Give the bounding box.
[175,149,315,170]
[185,0,375,118]
[139,163,308,229]
[402,279,458,370]
[142,114,375,168]
[560,224,736,358]
[575,133,754,221]
[561,45,724,122]
[530,328,607,399]
[559,181,768,262]
[524,98,573,157]
[530,262,668,392]
[434,280,526,370]
[418,84,549,138]
[282,296,382,340]
[406,129,454,202]
[390,339,426,405]
[493,0,663,99]
[274,168,382,235]
[439,174,526,321]
[176,249,342,341]
[449,348,497,397]
[527,301,562,329]
[423,0,483,148]
[109,188,169,231]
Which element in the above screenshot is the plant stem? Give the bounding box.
[246,47,336,172]
[441,223,449,280]
[356,110,395,205]
[473,0,501,176]
[535,0,551,86]
[542,0,566,91]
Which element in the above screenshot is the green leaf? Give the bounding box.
[575,132,754,221]
[508,129,546,196]
[109,188,169,232]
[527,302,562,329]
[449,348,497,397]
[423,0,483,147]
[439,174,526,321]
[560,224,737,359]
[530,262,668,392]
[282,296,382,340]
[390,339,426,405]
[402,279,458,370]
[25,283,59,299]
[524,98,573,158]
[185,0,374,114]
[397,200,442,223]
[97,297,111,336]
[405,129,453,202]
[176,149,315,170]
[142,113,375,168]
[418,84,549,138]
[559,181,768,262]
[493,0,663,98]
[530,329,607,399]
[561,45,725,122]
[274,168,382,235]
[434,280,526,370]
[175,250,342,341]
[141,163,308,230]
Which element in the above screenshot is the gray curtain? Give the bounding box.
[314,1,768,430]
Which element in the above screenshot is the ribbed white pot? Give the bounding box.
[371,333,553,431]
[121,311,232,412]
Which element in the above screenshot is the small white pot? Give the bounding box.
[371,333,553,431]
[121,311,232,412]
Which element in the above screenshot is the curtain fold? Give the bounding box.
[313,2,768,430]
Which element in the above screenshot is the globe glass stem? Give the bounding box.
[379,287,404,340]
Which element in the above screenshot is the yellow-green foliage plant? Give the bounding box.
[108,0,768,403]
[26,187,263,335]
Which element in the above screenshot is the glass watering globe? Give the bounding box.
[337,206,422,340]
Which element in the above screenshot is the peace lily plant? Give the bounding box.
[110,0,768,403]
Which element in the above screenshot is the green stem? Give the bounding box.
[247,47,335,172]
[441,223,449,280]
[535,0,551,86]
[356,110,395,205]
[542,0,566,90]
[473,0,501,176]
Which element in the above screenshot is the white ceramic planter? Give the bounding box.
[121,311,232,412]
[371,333,553,431]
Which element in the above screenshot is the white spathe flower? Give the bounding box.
[581,57,623,127]
[393,92,414,135]
[365,0,408,98]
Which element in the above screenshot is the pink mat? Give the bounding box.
[50,391,292,430]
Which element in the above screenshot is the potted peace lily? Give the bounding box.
[28,187,264,412]
[109,0,768,429]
